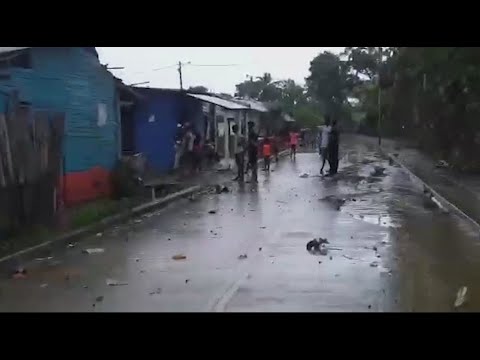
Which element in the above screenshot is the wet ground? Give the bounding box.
[1,135,480,312]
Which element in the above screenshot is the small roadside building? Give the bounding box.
[126,88,205,174]
[0,47,121,207]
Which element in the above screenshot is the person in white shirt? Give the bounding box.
[319,117,331,174]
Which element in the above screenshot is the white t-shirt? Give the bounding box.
[320,125,331,149]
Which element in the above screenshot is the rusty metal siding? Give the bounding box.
[0,47,119,173]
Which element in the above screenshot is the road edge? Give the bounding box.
[382,149,480,231]
[0,184,204,265]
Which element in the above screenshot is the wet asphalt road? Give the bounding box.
[2,135,480,312]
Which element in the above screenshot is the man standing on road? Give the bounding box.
[232,124,246,182]
[319,117,331,174]
[327,119,340,176]
[289,131,299,159]
[247,121,259,183]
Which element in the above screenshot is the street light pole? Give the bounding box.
[377,47,382,147]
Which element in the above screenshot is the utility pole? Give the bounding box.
[377,47,382,146]
[178,61,183,90]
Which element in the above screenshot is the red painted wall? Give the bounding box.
[60,167,112,207]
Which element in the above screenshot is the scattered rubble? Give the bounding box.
[208,210,217,214]
[436,160,449,169]
[370,261,379,268]
[320,195,346,210]
[172,254,187,260]
[299,173,309,178]
[149,288,162,295]
[238,254,248,260]
[306,238,329,253]
[83,248,105,255]
[454,286,468,308]
[371,166,386,177]
[106,279,128,286]
[35,256,54,261]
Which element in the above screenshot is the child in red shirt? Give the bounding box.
[263,137,272,171]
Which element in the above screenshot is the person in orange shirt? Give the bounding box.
[263,137,272,171]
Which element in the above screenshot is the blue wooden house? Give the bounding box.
[126,87,205,173]
[0,47,120,206]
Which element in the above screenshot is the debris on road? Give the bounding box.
[371,166,386,177]
[343,255,356,260]
[95,296,104,302]
[168,238,172,241]
[35,256,54,261]
[140,270,145,274]
[134,219,142,224]
[329,256,333,260]
[134,258,140,262]
[185,279,190,283]
[436,160,449,169]
[106,279,128,286]
[373,246,378,251]
[238,254,248,260]
[454,286,468,308]
[67,243,77,248]
[258,247,262,251]
[96,232,103,237]
[40,283,48,288]
[83,248,105,255]
[306,238,329,253]
[208,210,217,214]
[12,268,27,279]
[172,254,187,260]
[318,261,322,264]
[370,261,379,267]
[299,173,309,178]
[260,226,267,229]
[149,288,162,295]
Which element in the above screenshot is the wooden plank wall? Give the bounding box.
[0,93,65,234]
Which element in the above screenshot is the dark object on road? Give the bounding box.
[208,210,217,214]
[168,238,171,241]
[373,246,378,251]
[149,288,162,295]
[320,195,346,210]
[306,238,329,253]
[370,261,379,267]
[185,279,190,283]
[436,160,449,169]
[318,261,322,264]
[238,254,248,260]
[393,153,399,157]
[95,296,104,302]
[259,247,262,251]
[65,274,70,281]
[330,256,333,260]
[371,166,386,177]
[215,185,230,194]
[172,254,187,260]
[368,305,372,309]
[260,226,266,229]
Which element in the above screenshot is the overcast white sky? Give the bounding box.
[97,47,345,94]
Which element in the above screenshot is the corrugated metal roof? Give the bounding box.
[0,47,30,54]
[188,93,248,110]
[232,98,269,112]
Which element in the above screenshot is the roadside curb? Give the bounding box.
[0,184,204,265]
[382,149,480,231]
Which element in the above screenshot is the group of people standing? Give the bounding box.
[318,116,339,176]
[232,121,280,183]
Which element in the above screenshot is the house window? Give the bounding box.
[97,103,107,127]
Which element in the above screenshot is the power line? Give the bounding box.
[188,64,239,67]
[152,64,178,71]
